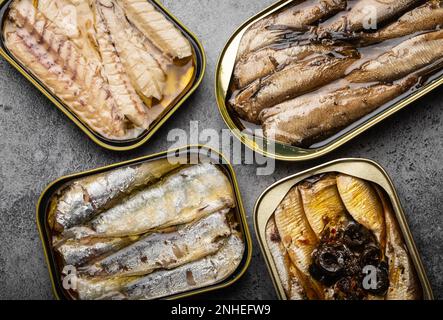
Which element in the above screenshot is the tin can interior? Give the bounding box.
[0,0,205,150]
[37,146,251,300]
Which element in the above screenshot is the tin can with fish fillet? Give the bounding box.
[36,145,251,300]
[216,0,443,161]
[254,158,433,300]
[0,0,205,151]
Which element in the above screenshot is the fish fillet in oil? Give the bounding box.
[374,187,421,300]
[56,236,139,267]
[65,164,235,239]
[79,210,231,278]
[348,30,443,83]
[74,274,138,300]
[94,1,152,129]
[118,0,192,59]
[38,0,102,63]
[298,175,348,237]
[324,0,421,33]
[5,0,127,139]
[237,0,347,58]
[230,52,358,124]
[261,77,417,147]
[96,0,166,101]
[266,217,307,300]
[52,159,180,232]
[37,0,79,39]
[117,233,244,300]
[274,186,323,299]
[234,44,351,88]
[336,174,386,247]
[360,1,443,45]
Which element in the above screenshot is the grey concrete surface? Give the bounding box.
[0,0,442,300]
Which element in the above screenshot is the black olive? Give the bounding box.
[360,244,381,267]
[361,262,390,296]
[342,222,373,248]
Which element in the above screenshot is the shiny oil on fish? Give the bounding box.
[64,163,235,239]
[55,236,140,267]
[266,217,309,300]
[324,0,421,33]
[96,0,166,102]
[5,0,128,139]
[274,186,324,299]
[298,175,348,237]
[360,1,443,45]
[348,29,443,83]
[93,1,153,129]
[237,0,347,58]
[51,158,181,233]
[234,44,352,88]
[117,233,244,300]
[374,187,422,300]
[230,51,359,124]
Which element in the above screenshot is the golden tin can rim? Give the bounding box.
[0,0,207,152]
[36,145,252,300]
[215,0,443,162]
[253,158,434,300]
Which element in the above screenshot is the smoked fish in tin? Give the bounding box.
[216,0,443,161]
[254,158,433,300]
[36,146,251,300]
[0,0,205,150]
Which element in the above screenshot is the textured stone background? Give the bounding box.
[0,0,441,300]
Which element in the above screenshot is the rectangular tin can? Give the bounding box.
[253,158,434,299]
[36,145,252,300]
[0,0,206,151]
[215,0,443,161]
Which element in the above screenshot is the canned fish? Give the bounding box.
[254,158,433,299]
[36,145,251,299]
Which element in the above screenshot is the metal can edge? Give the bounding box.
[253,158,434,300]
[35,145,252,300]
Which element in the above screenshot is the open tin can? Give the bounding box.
[0,0,205,151]
[254,158,433,300]
[216,0,443,161]
[36,145,252,300]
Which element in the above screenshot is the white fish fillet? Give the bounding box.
[118,0,192,59]
[348,30,443,83]
[65,164,235,238]
[266,217,306,300]
[53,159,181,232]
